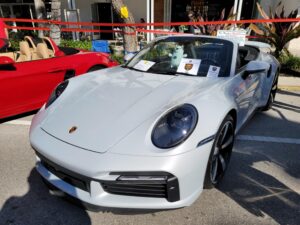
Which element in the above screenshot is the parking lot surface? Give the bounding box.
[0,90,299,225]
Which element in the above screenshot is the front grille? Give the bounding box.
[39,157,90,192]
[102,181,167,198]
[101,174,180,202]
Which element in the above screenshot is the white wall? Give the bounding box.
[60,0,147,23]
[287,6,300,57]
[124,0,147,22]
[258,0,300,17]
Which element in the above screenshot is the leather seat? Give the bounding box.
[35,43,49,60]
[42,37,55,57]
[16,41,31,62]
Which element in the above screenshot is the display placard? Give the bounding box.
[217,29,247,46]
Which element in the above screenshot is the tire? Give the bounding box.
[262,73,279,111]
[204,115,235,189]
[87,65,106,73]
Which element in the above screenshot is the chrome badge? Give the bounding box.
[69,126,77,134]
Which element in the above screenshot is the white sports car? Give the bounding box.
[30,35,280,209]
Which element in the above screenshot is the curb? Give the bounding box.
[278,85,300,91]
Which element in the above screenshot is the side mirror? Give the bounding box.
[124,52,136,62]
[0,56,15,66]
[243,61,270,78]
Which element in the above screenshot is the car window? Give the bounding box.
[126,36,233,77]
[236,46,260,73]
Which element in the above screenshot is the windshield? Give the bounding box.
[126,36,233,77]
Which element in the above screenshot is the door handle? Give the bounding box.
[48,68,65,73]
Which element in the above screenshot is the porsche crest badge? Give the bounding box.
[69,126,77,134]
[184,63,193,71]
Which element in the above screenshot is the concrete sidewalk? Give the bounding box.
[278,76,300,91]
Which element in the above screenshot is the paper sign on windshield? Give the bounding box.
[133,60,155,71]
[217,29,247,46]
[207,65,221,78]
[177,58,201,76]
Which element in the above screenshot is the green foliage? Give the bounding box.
[279,53,300,71]
[59,39,92,50]
[111,54,124,64]
[250,2,300,58]
[9,39,19,51]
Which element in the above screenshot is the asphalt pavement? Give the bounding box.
[0,90,299,225]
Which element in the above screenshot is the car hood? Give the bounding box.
[41,67,225,153]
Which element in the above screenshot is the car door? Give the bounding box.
[238,68,262,115]
[229,60,263,129]
[0,57,69,119]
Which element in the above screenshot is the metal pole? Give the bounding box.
[233,0,238,20]
[237,0,244,21]
[68,0,76,9]
[146,0,150,42]
[150,0,154,40]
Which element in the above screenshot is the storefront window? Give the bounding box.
[171,0,235,23]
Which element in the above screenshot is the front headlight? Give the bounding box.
[45,80,69,108]
[152,104,198,149]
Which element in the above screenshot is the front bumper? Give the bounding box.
[31,127,213,209]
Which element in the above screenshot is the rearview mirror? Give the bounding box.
[243,61,270,78]
[0,56,15,66]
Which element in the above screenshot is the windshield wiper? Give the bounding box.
[154,71,179,75]
[156,71,198,77]
[122,67,201,77]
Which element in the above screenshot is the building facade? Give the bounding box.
[0,0,299,54]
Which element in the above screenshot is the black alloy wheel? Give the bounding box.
[204,115,235,188]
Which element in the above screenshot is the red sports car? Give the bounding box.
[0,36,118,120]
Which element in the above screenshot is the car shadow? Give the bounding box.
[0,169,92,225]
[0,110,37,124]
[218,113,300,225]
[277,89,300,98]
[0,168,163,225]
[273,100,300,113]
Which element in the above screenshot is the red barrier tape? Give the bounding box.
[7,25,134,35]
[3,17,299,37]
[2,17,300,27]
[4,26,276,39]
